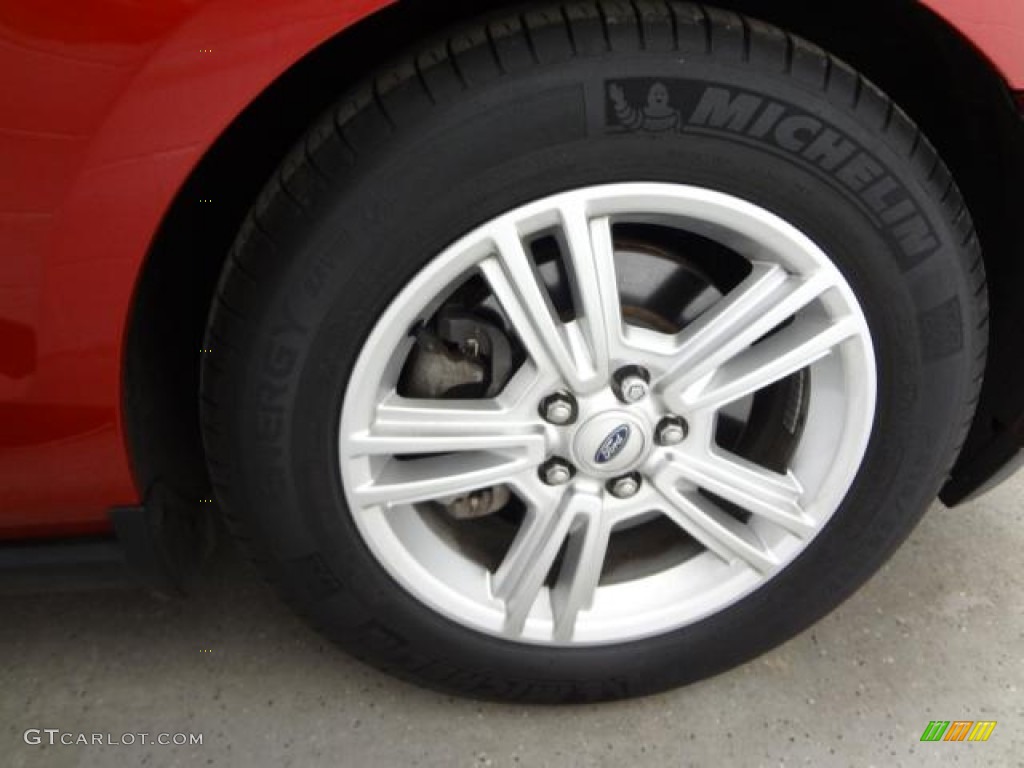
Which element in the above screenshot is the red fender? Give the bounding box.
[0,0,1018,537]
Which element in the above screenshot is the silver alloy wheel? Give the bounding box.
[339,183,876,646]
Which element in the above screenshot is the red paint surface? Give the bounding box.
[0,0,1019,538]
[0,0,392,538]
[924,0,1024,88]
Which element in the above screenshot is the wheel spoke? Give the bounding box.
[688,314,858,411]
[551,513,611,643]
[656,264,831,405]
[351,452,533,509]
[667,451,814,538]
[346,396,545,509]
[345,396,545,460]
[481,227,586,391]
[651,460,778,573]
[558,204,622,380]
[492,489,603,637]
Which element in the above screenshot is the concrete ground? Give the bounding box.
[2,478,1022,768]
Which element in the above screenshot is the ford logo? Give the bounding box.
[595,425,631,464]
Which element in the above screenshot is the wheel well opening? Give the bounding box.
[124,0,1024,503]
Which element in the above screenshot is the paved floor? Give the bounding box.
[2,477,1022,768]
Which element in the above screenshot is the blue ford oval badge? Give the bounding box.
[595,425,631,464]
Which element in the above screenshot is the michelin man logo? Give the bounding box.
[609,82,682,132]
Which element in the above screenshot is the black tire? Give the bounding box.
[201,2,987,702]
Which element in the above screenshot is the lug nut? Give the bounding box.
[607,473,642,499]
[539,391,578,425]
[540,457,575,486]
[613,366,650,404]
[656,415,688,446]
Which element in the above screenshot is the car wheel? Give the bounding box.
[201,2,987,702]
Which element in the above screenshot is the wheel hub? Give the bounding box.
[571,408,649,477]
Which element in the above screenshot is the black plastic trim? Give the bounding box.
[0,537,130,592]
[0,482,214,594]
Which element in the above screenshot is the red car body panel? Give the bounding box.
[926,0,1024,87]
[0,0,1020,539]
[0,0,392,538]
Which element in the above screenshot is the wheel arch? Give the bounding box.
[124,0,1024,505]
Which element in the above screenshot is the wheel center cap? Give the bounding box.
[573,412,648,475]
